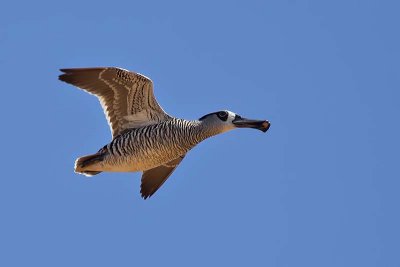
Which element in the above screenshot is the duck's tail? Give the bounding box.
[74,153,105,176]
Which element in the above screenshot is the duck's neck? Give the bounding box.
[190,120,221,144]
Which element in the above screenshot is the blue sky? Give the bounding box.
[1,0,399,266]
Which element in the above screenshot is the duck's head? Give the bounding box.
[199,110,270,134]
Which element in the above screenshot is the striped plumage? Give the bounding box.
[59,67,270,199]
[92,118,216,172]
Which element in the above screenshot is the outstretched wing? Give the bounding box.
[59,67,171,138]
[140,155,185,199]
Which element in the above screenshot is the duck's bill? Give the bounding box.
[232,116,271,132]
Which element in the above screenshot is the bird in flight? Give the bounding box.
[59,67,270,199]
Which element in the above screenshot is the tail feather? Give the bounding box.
[75,153,104,176]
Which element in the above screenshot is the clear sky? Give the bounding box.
[1,0,399,266]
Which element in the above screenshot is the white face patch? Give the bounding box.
[226,110,237,123]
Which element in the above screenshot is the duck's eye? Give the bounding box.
[217,111,228,121]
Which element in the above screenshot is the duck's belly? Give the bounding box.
[100,155,171,172]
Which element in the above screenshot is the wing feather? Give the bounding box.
[140,155,185,199]
[59,67,171,138]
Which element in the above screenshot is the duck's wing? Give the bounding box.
[59,67,171,138]
[140,155,185,199]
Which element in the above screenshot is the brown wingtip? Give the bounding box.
[58,68,76,82]
[140,186,155,200]
[58,67,106,84]
[58,73,68,82]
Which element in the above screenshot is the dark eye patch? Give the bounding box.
[217,111,228,121]
[199,111,229,121]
